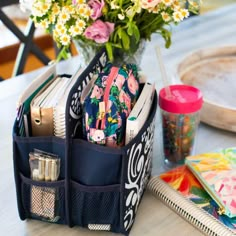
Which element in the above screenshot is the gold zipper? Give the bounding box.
[97,101,105,129]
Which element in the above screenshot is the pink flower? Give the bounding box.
[141,0,161,9]
[89,128,105,143]
[88,0,105,20]
[90,85,104,99]
[114,74,125,90]
[127,73,139,95]
[84,20,114,44]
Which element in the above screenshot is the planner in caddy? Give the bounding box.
[12,48,158,235]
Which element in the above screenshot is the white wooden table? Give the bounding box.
[1,4,236,236]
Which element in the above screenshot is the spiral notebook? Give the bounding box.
[147,165,236,236]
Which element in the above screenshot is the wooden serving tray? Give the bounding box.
[177,46,236,132]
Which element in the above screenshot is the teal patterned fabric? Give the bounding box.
[83,63,139,147]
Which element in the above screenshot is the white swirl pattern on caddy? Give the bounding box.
[124,119,155,230]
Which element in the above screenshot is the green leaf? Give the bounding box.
[121,30,130,50]
[127,22,133,36]
[132,24,140,43]
[161,28,172,48]
[127,22,140,44]
[105,42,113,62]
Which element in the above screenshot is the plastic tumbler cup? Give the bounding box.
[159,85,203,168]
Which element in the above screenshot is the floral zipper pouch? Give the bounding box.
[83,62,139,147]
[185,147,236,218]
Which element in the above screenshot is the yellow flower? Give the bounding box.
[69,25,83,37]
[173,10,184,22]
[162,0,173,7]
[52,3,60,15]
[60,34,71,46]
[108,117,113,122]
[49,14,56,24]
[55,23,67,35]
[152,5,161,14]
[59,9,70,23]
[161,12,171,22]
[39,19,49,29]
[74,0,85,4]
[53,29,59,38]
[172,1,180,10]
[77,4,91,18]
[76,19,86,29]
[64,5,75,15]
[32,3,44,17]
[189,1,199,8]
[41,3,51,14]
[180,9,189,18]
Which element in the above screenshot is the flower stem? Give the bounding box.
[140,14,163,31]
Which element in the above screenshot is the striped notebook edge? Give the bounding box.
[147,176,236,236]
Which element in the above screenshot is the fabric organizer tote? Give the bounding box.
[12,48,158,235]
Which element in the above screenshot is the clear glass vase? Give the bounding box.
[73,40,146,69]
[73,40,99,67]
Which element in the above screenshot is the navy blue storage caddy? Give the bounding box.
[12,49,157,235]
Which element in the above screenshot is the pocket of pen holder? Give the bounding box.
[13,135,66,178]
[20,174,66,224]
[71,181,120,231]
[71,139,122,186]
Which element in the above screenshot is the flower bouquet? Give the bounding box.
[20,0,201,62]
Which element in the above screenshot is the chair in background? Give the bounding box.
[0,1,51,78]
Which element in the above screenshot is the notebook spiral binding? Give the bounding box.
[53,106,66,138]
[147,177,236,236]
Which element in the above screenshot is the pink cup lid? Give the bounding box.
[159,85,203,114]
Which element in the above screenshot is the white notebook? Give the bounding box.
[125,82,155,144]
[53,68,84,138]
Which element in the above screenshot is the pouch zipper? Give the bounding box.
[187,164,226,215]
[98,67,119,130]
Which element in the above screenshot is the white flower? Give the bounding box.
[38,19,49,29]
[60,34,71,46]
[59,9,70,23]
[77,4,92,19]
[162,0,173,7]
[69,25,83,37]
[110,1,120,9]
[180,9,189,18]
[173,10,184,22]
[55,23,67,35]
[31,1,51,17]
[118,13,125,20]
[52,3,60,16]
[161,12,171,22]
[76,19,86,29]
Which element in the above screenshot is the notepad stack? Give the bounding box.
[30,68,83,137]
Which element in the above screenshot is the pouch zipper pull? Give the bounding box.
[98,101,105,129]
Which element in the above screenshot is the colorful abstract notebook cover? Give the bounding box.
[159,165,236,231]
[185,147,236,218]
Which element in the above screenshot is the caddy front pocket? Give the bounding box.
[71,139,122,186]
[71,181,121,232]
[13,136,66,178]
[20,174,66,224]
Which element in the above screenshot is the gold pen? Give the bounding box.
[38,157,45,181]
